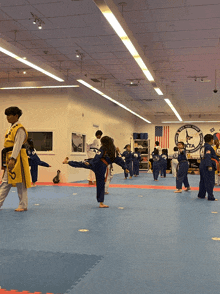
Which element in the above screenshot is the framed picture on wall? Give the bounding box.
[28,132,53,151]
[72,133,86,153]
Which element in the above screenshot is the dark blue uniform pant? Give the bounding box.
[161,162,167,177]
[176,162,189,189]
[124,161,133,178]
[133,161,139,176]
[30,160,49,183]
[153,162,160,180]
[68,160,107,203]
[198,161,215,199]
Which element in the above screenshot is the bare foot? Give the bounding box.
[62,157,69,164]
[129,176,132,179]
[32,183,36,187]
[185,187,191,191]
[99,203,109,208]
[174,189,182,193]
[15,208,28,212]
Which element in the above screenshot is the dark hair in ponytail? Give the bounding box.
[27,138,34,149]
[100,136,116,162]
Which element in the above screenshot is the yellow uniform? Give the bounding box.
[4,123,31,188]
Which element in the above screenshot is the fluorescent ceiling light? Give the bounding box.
[0,47,64,82]
[0,85,79,90]
[77,79,151,123]
[164,98,182,122]
[95,3,157,85]
[154,88,163,95]
[162,121,220,124]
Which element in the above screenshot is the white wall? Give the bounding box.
[0,86,136,182]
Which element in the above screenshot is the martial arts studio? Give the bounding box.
[1,1,220,293]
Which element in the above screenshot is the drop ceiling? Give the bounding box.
[0,0,220,122]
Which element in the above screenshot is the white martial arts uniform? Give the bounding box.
[0,123,28,209]
[86,136,100,182]
[171,151,179,177]
[155,146,162,155]
[105,164,113,193]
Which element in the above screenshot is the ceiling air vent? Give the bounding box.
[91,78,100,83]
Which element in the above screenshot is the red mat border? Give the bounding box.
[1,181,220,191]
[27,182,220,191]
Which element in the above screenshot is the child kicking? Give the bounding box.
[63,136,129,208]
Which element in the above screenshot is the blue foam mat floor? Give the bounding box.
[1,173,220,294]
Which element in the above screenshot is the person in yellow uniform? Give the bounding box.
[0,107,31,211]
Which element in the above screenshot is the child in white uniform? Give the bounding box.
[86,130,102,185]
[171,146,179,177]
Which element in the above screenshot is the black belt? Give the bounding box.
[1,145,26,169]
[179,160,188,163]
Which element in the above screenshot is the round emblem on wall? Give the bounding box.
[175,124,203,153]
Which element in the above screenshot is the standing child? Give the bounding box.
[63,136,129,208]
[198,134,219,200]
[174,142,191,193]
[132,148,141,177]
[160,149,168,178]
[104,164,113,194]
[155,141,162,155]
[0,106,31,212]
[121,144,133,179]
[26,138,51,187]
[171,147,179,177]
[213,139,220,185]
[105,145,120,195]
[152,149,161,181]
[86,130,103,185]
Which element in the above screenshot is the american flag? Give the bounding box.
[155,126,169,148]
